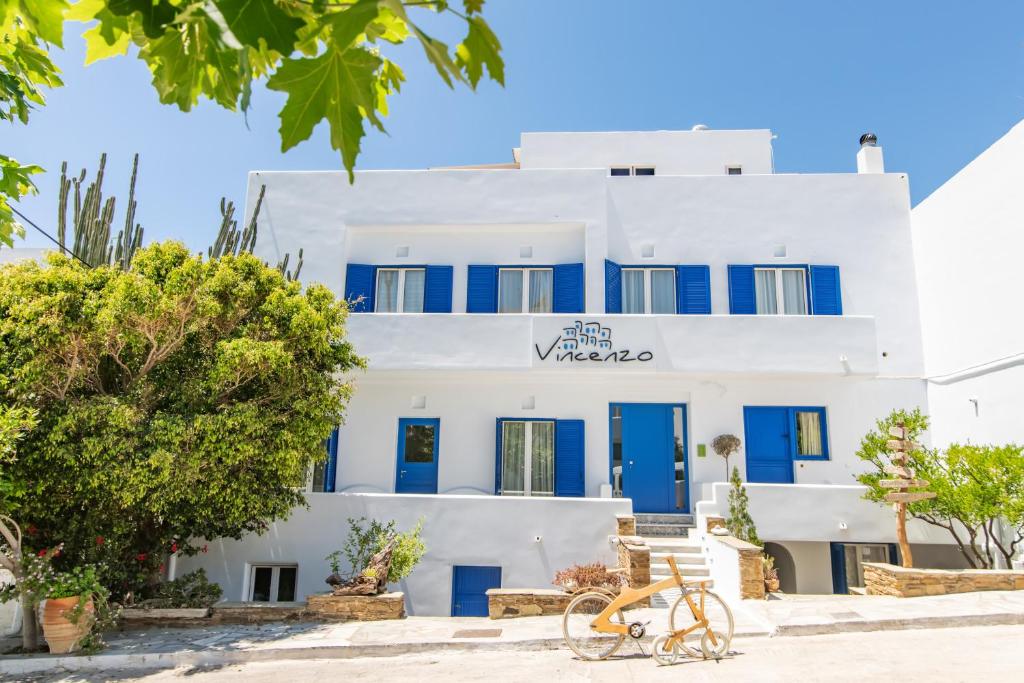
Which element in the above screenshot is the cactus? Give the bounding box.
[56,156,301,279]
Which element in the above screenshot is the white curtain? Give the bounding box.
[528,270,553,313]
[651,270,675,314]
[375,270,399,312]
[622,270,645,313]
[782,269,807,315]
[501,422,526,494]
[498,270,523,313]
[531,422,555,495]
[403,269,425,313]
[796,411,822,455]
[755,269,777,314]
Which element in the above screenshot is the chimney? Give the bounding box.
[856,132,884,174]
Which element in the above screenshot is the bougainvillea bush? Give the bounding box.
[553,563,628,592]
[0,243,363,598]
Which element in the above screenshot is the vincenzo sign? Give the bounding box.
[534,320,655,365]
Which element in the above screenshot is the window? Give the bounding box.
[622,268,675,314]
[249,565,297,602]
[794,408,827,458]
[843,544,892,590]
[609,166,656,176]
[375,268,425,313]
[500,421,554,496]
[309,460,327,492]
[754,267,807,315]
[498,268,553,313]
[727,166,742,175]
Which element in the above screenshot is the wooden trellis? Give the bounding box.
[881,422,936,568]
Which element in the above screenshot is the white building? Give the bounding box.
[176,127,970,612]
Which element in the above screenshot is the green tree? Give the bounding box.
[0,242,364,597]
[726,466,760,546]
[1,1,504,242]
[855,408,1024,569]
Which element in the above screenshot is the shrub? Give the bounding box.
[135,569,223,609]
[712,434,742,480]
[553,563,627,592]
[332,517,426,584]
[726,466,761,546]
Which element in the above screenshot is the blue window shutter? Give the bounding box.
[423,265,454,313]
[676,265,711,314]
[554,419,585,497]
[344,264,376,312]
[324,428,339,492]
[727,265,755,314]
[494,419,503,495]
[604,260,622,313]
[809,265,842,315]
[888,543,900,566]
[830,542,848,594]
[553,263,584,313]
[467,265,498,313]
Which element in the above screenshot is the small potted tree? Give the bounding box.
[712,434,742,481]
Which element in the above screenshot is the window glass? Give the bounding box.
[754,269,777,314]
[795,411,824,456]
[650,270,676,313]
[781,269,807,315]
[531,422,555,496]
[498,269,523,313]
[276,567,297,602]
[672,407,686,511]
[633,166,655,176]
[310,460,326,492]
[501,422,526,494]
[727,166,742,175]
[611,407,623,497]
[251,567,272,602]
[528,269,553,313]
[403,269,425,313]
[403,424,436,463]
[610,167,631,176]
[622,270,645,314]
[375,269,399,312]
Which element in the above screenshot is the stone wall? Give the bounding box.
[305,592,406,621]
[719,535,765,600]
[617,535,651,607]
[864,563,1024,597]
[616,514,636,536]
[486,589,573,619]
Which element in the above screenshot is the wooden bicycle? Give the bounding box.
[561,555,734,664]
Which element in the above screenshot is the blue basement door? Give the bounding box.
[451,565,501,617]
[395,418,440,494]
[743,407,795,484]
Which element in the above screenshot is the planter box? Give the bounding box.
[120,607,211,628]
[305,592,405,621]
[864,563,1024,597]
[486,588,573,619]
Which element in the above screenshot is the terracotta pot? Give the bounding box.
[42,596,94,654]
[765,577,780,593]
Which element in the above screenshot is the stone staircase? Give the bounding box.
[635,514,710,608]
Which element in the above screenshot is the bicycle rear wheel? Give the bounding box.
[562,591,626,660]
[668,589,734,658]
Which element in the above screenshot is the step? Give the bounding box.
[651,575,715,587]
[644,538,703,554]
[636,523,694,537]
[651,552,706,565]
[651,564,710,577]
[634,513,695,526]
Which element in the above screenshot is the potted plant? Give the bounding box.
[553,562,627,594]
[41,564,108,654]
[763,555,780,593]
[712,434,742,480]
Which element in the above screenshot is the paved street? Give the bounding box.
[21,624,1024,682]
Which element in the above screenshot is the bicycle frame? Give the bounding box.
[590,556,720,649]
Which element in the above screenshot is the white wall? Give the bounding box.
[770,541,834,594]
[174,493,630,616]
[518,130,774,175]
[336,374,926,498]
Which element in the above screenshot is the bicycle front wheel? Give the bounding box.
[668,589,734,658]
[562,591,626,660]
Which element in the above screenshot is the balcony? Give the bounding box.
[346,314,879,375]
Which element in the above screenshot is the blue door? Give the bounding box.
[451,565,501,617]
[614,404,688,513]
[395,418,440,494]
[743,407,794,483]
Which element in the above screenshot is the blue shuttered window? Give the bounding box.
[344,264,376,312]
[467,265,498,313]
[324,428,339,492]
[728,265,756,314]
[675,265,711,314]
[809,265,842,315]
[554,419,585,497]
[423,265,454,313]
[830,542,848,594]
[552,263,585,313]
[604,260,622,313]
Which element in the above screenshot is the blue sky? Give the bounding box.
[7,0,1024,251]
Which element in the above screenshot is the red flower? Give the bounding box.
[171,542,178,553]
[201,544,208,554]
[136,553,147,562]
[37,549,46,557]
[26,524,37,535]
[96,536,105,546]
[159,563,166,573]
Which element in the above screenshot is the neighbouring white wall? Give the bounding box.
[518,130,774,175]
[927,365,1024,446]
[769,541,834,594]
[337,374,926,498]
[175,493,629,616]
